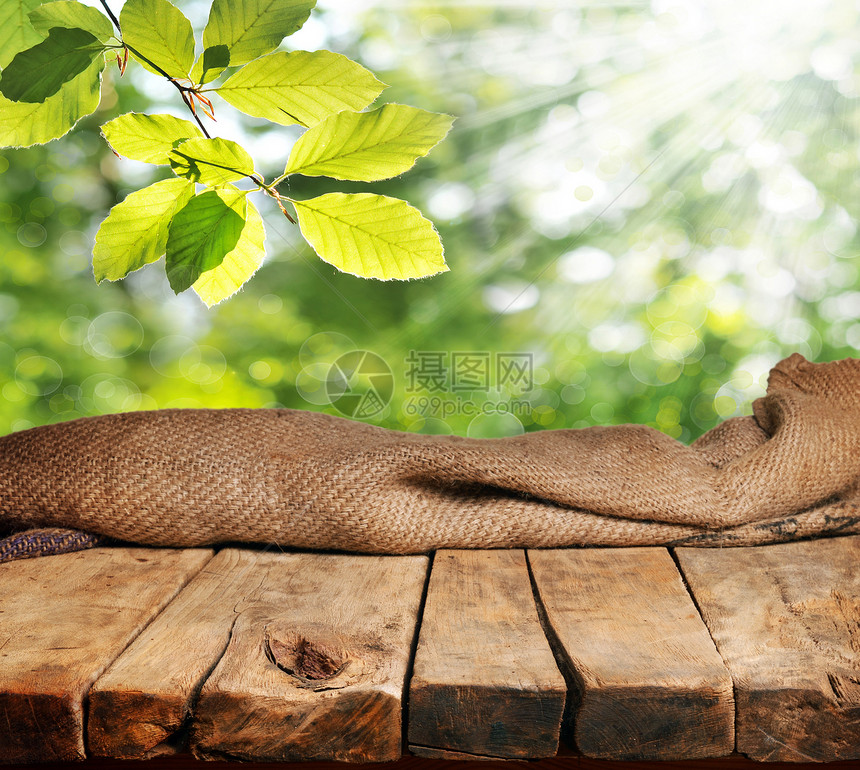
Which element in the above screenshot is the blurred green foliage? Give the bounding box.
[2,0,859,441]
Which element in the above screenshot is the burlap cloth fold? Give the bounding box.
[2,352,859,563]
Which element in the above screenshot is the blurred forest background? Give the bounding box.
[1,0,858,441]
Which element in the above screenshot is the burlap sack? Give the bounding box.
[1,352,859,562]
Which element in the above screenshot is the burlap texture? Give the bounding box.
[1,352,859,561]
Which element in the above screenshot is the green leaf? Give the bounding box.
[0,0,42,69]
[189,44,229,85]
[29,2,114,42]
[166,188,247,293]
[193,198,266,306]
[292,193,448,280]
[168,137,256,186]
[0,27,105,103]
[120,0,194,79]
[0,52,103,147]
[216,50,385,127]
[285,104,454,182]
[202,0,316,67]
[93,177,195,282]
[101,113,203,164]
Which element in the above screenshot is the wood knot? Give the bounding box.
[265,629,349,688]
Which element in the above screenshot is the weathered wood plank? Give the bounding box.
[677,536,860,763]
[529,547,734,761]
[0,547,212,764]
[408,549,566,759]
[190,552,427,763]
[88,548,269,758]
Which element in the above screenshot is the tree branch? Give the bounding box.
[98,0,121,33]
[178,91,213,139]
[117,42,213,139]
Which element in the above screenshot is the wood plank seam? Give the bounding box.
[528,548,735,761]
[88,545,280,758]
[87,549,217,752]
[667,546,740,756]
[181,547,301,759]
[401,550,436,757]
[175,546,282,753]
[675,537,860,763]
[86,580,232,758]
[407,550,566,759]
[171,611,241,751]
[88,551,218,700]
[672,546,850,763]
[524,550,580,746]
[667,548,720,647]
[0,548,215,763]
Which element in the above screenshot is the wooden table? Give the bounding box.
[1,537,858,766]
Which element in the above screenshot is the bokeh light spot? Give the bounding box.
[299,332,355,368]
[15,356,63,396]
[558,246,614,283]
[407,417,454,435]
[249,360,272,380]
[59,316,89,346]
[59,230,88,257]
[467,412,524,438]
[258,294,283,314]
[296,363,334,405]
[561,384,586,404]
[532,404,556,426]
[150,335,197,377]
[17,223,47,248]
[427,182,476,221]
[482,282,539,314]
[180,345,226,385]
[87,312,144,359]
[714,394,740,418]
[590,402,614,423]
[421,14,452,42]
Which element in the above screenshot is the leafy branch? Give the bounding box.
[0,0,454,306]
